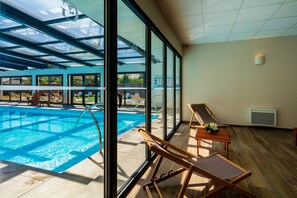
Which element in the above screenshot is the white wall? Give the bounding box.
[183,36,297,129]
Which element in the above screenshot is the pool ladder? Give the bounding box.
[75,103,104,154]
[74,94,122,154]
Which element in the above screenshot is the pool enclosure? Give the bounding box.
[0,0,182,197]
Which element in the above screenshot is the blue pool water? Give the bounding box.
[0,106,146,172]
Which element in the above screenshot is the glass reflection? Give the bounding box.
[4,28,57,43]
[166,47,174,136]
[50,18,103,38]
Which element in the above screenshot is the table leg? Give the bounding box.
[197,139,200,155]
[226,143,229,159]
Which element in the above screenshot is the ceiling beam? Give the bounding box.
[0,33,93,67]
[0,48,67,69]
[0,54,50,69]
[0,61,28,70]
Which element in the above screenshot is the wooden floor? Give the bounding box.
[127,124,297,198]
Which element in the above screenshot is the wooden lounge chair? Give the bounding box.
[50,93,63,105]
[188,103,227,128]
[131,93,145,110]
[138,129,255,198]
[27,91,41,106]
[10,92,20,100]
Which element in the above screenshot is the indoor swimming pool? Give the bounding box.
[0,106,146,172]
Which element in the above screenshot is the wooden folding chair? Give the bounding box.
[138,129,255,198]
[188,103,227,128]
[27,91,41,106]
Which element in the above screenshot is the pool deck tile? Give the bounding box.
[19,176,86,198]
[0,175,44,198]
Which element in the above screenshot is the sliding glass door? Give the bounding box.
[166,47,175,137]
[151,32,165,139]
[117,0,146,191]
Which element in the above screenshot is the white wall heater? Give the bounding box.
[249,108,277,127]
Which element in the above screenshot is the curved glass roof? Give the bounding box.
[0,0,147,71]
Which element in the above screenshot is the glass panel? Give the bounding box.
[7,47,46,56]
[11,77,20,85]
[1,91,10,100]
[49,76,62,86]
[166,47,174,136]
[117,48,141,58]
[67,52,101,60]
[39,90,49,101]
[80,38,104,50]
[84,90,95,104]
[38,56,68,62]
[72,75,83,104]
[175,56,181,125]
[21,90,32,101]
[120,57,145,65]
[2,77,10,85]
[73,76,83,86]
[151,32,164,139]
[117,0,146,191]
[117,40,128,48]
[10,90,21,101]
[38,76,49,85]
[85,75,95,105]
[117,74,124,86]
[2,0,82,21]
[0,15,20,29]
[87,60,104,66]
[63,62,83,67]
[85,75,95,86]
[72,90,82,104]
[50,18,103,38]
[4,27,58,43]
[0,40,18,47]
[41,42,83,53]
[21,76,32,85]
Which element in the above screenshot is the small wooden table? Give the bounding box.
[195,128,231,158]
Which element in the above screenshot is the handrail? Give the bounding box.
[75,103,104,153]
[74,93,122,154]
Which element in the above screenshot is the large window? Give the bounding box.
[69,73,101,105]
[0,76,32,101]
[37,75,63,102]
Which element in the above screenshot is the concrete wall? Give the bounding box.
[183,36,297,129]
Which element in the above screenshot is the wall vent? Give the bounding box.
[249,108,277,127]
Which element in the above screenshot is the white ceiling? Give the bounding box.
[155,0,297,45]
